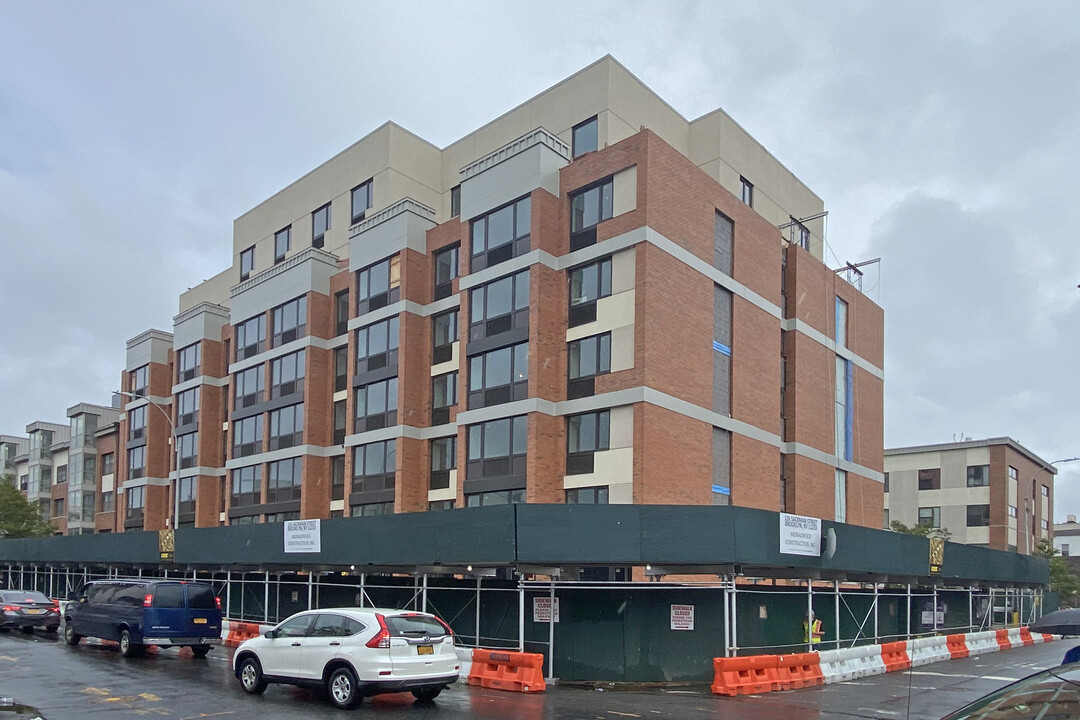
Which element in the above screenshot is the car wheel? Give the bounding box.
[327,667,362,709]
[119,629,142,658]
[19,626,34,634]
[411,686,443,701]
[63,622,81,645]
[45,625,59,634]
[238,657,268,694]
[190,644,211,658]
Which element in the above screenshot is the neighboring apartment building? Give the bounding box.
[0,434,27,483]
[1053,517,1080,584]
[29,56,889,533]
[884,438,1055,554]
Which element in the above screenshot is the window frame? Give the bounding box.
[918,468,941,491]
[569,176,613,250]
[274,225,291,264]
[355,316,399,375]
[233,414,263,457]
[566,410,610,475]
[568,332,611,399]
[177,342,201,382]
[351,440,396,495]
[430,436,456,490]
[918,506,941,528]
[312,203,331,249]
[431,372,458,425]
[268,403,304,451]
[740,176,754,207]
[230,465,262,508]
[566,486,609,504]
[354,377,398,433]
[350,179,373,225]
[240,245,255,281]
[234,366,265,408]
[334,289,350,337]
[568,257,612,327]
[433,243,460,300]
[469,195,531,272]
[572,116,598,158]
[270,350,306,400]
[468,342,529,409]
[271,295,307,348]
[235,314,267,361]
[356,256,401,315]
[267,457,303,504]
[469,269,530,341]
[966,504,991,527]
[966,465,990,487]
[177,387,200,426]
[432,309,458,364]
[466,415,527,484]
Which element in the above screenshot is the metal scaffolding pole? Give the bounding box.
[421,573,428,613]
[723,577,731,657]
[478,576,483,649]
[905,584,912,640]
[546,581,555,680]
[873,584,879,642]
[307,571,314,611]
[263,571,270,624]
[834,580,841,650]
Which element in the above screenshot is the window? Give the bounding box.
[333,400,347,445]
[569,257,612,327]
[235,314,267,360]
[312,203,331,249]
[240,245,255,281]
[352,440,395,494]
[231,465,261,508]
[234,366,264,408]
[274,226,291,264]
[835,469,847,523]
[450,185,461,217]
[468,342,528,408]
[791,217,809,250]
[335,290,350,336]
[334,347,348,392]
[1009,505,1018,518]
[918,506,941,528]
[918,468,940,491]
[331,456,345,501]
[568,333,611,399]
[433,244,459,300]
[432,310,458,364]
[1009,466,1018,481]
[270,350,306,399]
[53,498,65,517]
[178,432,198,469]
[1063,544,1071,557]
[967,504,990,527]
[835,356,851,460]
[572,116,598,158]
[967,465,990,487]
[177,343,201,382]
[466,489,525,507]
[351,179,373,224]
[102,452,116,476]
[130,365,148,397]
[430,436,456,490]
[355,317,399,374]
[470,195,531,271]
[55,465,67,485]
[883,472,889,493]
[267,457,302,503]
[354,378,398,433]
[233,415,263,457]
[431,372,457,425]
[570,177,612,250]
[566,486,608,504]
[351,502,393,517]
[128,405,147,441]
[835,297,848,348]
[740,176,753,207]
[271,296,307,347]
[101,491,114,512]
[470,269,529,341]
[128,446,146,480]
[177,387,200,426]
[1042,519,1050,531]
[356,256,401,314]
[429,500,455,512]
[269,403,304,450]
[126,485,145,515]
[467,416,527,483]
[18,475,27,491]
[1042,485,1050,497]
[567,410,610,475]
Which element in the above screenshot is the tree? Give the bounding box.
[1033,538,1079,603]
[0,479,55,538]
[890,519,952,541]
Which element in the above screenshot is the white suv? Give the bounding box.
[232,608,459,709]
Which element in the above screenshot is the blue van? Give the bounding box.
[64,579,222,658]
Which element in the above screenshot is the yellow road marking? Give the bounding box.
[82,687,111,696]
[139,693,162,702]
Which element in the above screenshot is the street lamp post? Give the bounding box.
[117,390,180,532]
[1026,457,1080,555]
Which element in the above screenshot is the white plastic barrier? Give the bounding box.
[851,644,887,678]
[965,631,1000,655]
[1031,630,1044,644]
[1006,628,1024,649]
[906,636,950,667]
[455,647,473,683]
[819,648,860,683]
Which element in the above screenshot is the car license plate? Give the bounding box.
[417,645,433,655]
[25,609,43,615]
[193,618,207,624]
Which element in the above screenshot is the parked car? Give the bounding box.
[939,662,1080,719]
[64,579,222,658]
[0,590,60,633]
[233,608,459,709]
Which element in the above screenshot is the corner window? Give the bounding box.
[240,246,255,281]
[271,296,307,347]
[470,195,531,272]
[740,176,754,207]
[966,465,989,487]
[354,377,398,433]
[270,350,306,399]
[967,504,990,527]
[267,457,302,503]
[430,436,456,490]
[355,317,399,375]
[351,179,373,224]
[468,342,528,409]
[235,314,267,360]
[566,486,608,504]
[231,465,261,508]
[431,372,457,425]
[432,310,458,364]
[566,410,610,475]
[469,269,529,342]
[918,468,941,490]
[234,366,264,408]
[274,226,291,264]
[433,244,460,300]
[568,257,612,327]
[450,185,461,218]
[918,506,941,528]
[572,116,598,158]
[130,365,149,397]
[352,440,395,494]
[177,343,201,382]
[233,415,263,457]
[570,176,613,250]
[269,403,304,450]
[467,416,527,484]
[568,333,611,399]
[312,203,331,249]
[356,256,401,315]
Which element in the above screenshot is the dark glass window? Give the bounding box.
[233,415,263,457]
[178,432,198,469]
[231,465,261,508]
[431,372,457,425]
[128,405,146,440]
[469,269,529,341]
[430,436,456,490]
[236,314,267,360]
[240,246,255,281]
[270,350,305,399]
[267,457,302,503]
[269,403,304,450]
[334,347,348,392]
[467,416,527,483]
[312,203,331,249]
[102,453,114,476]
[351,502,394,517]
[434,244,460,300]
[468,342,528,409]
[235,366,264,408]
[570,177,613,250]
[271,296,307,347]
[569,257,612,327]
[967,504,990,527]
[918,468,941,490]
[567,410,610,475]
[177,387,200,426]
[966,465,989,487]
[572,116,598,158]
[333,400,347,444]
[352,440,395,493]
[177,343,200,382]
[331,456,345,501]
[466,489,525,507]
[566,486,609,504]
[128,446,145,480]
[470,195,531,271]
[177,476,196,517]
[433,310,458,364]
[740,176,754,207]
[568,333,611,399]
[450,185,461,217]
[153,584,185,609]
[130,365,149,397]
[356,256,400,314]
[335,290,350,336]
[354,378,398,433]
[429,500,455,511]
[351,179,373,224]
[918,506,940,527]
[355,317,399,374]
[275,226,291,264]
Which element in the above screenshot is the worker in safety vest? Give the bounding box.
[803,611,824,646]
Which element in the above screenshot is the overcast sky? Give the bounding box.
[2,2,1078,518]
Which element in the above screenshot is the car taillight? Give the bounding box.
[143,594,153,607]
[434,616,455,638]
[2,606,15,612]
[365,613,391,649]
[215,596,222,610]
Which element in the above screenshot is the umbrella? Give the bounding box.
[1030,608,1080,635]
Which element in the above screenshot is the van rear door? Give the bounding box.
[145,582,186,640]
[184,584,221,638]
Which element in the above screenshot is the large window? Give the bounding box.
[433,244,459,300]
[351,179,373,224]
[430,436,456,490]
[569,257,612,327]
[271,296,307,347]
[335,290,350,336]
[269,404,304,450]
[572,116,598,158]
[433,310,458,364]
[177,387,200,426]
[178,432,198,469]
[332,400,346,444]
[568,333,611,399]
[354,378,398,433]
[102,452,114,476]
[356,256,400,315]
[128,405,147,441]
[431,372,457,425]
[126,485,145,519]
[918,506,941,528]
[334,347,348,392]
[467,416,527,483]
[240,246,255,281]
[128,446,145,480]
[312,203,331,249]
[967,465,990,487]
[267,458,302,503]
[466,489,525,507]
[352,502,394,517]
[468,342,528,408]
[352,441,396,494]
[567,410,610,475]
[331,456,345,501]
[130,365,149,397]
[270,350,306,399]
[566,486,608,504]
[236,314,267,360]
[355,317,399,374]
[967,504,990,527]
[570,177,613,250]
[469,269,529,341]
[235,366,264,408]
[274,226,291,264]
[177,343,200,382]
[835,297,848,347]
[918,468,941,491]
[231,465,261,508]
[470,195,531,271]
[233,415,263,457]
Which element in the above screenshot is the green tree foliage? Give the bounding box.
[1034,538,1079,602]
[0,478,55,538]
[889,519,952,541]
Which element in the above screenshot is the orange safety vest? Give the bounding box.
[803,618,822,644]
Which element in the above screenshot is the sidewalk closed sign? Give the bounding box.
[670,604,694,630]
[779,513,821,556]
[284,519,321,553]
[533,597,559,623]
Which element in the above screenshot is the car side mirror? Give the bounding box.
[264,630,278,639]
[67,592,76,601]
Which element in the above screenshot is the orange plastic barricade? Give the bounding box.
[1042,634,1055,643]
[775,653,824,690]
[225,621,262,648]
[946,634,969,659]
[879,642,910,672]
[994,629,1011,651]
[467,649,546,693]
[711,655,780,696]
[1019,627,1034,646]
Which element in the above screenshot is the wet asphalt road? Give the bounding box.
[0,626,1070,720]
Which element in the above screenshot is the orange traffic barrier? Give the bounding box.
[1019,627,1034,646]
[1042,633,1055,643]
[225,621,262,648]
[880,642,910,672]
[467,649,546,693]
[994,629,1011,651]
[711,655,780,696]
[775,653,824,690]
[946,634,969,659]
